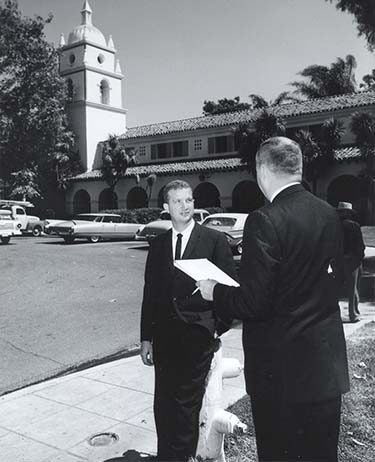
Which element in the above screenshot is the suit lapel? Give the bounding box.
[182,223,200,259]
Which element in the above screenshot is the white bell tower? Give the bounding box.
[59,1,127,171]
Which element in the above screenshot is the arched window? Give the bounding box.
[193,182,221,208]
[99,188,118,210]
[67,78,74,102]
[327,175,364,223]
[100,79,110,105]
[127,187,147,209]
[73,189,91,214]
[232,180,264,212]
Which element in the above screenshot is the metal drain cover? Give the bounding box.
[88,432,119,447]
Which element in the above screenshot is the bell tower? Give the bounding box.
[59,0,127,171]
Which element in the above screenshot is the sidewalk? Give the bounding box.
[0,302,374,462]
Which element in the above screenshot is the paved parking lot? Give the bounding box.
[0,235,149,395]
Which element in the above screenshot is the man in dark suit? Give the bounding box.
[140,179,236,462]
[198,137,350,462]
[337,201,365,323]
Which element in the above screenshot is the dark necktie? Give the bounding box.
[175,233,182,260]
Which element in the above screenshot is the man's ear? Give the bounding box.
[163,203,169,213]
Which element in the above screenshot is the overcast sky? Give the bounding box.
[16,0,375,128]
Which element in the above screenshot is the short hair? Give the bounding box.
[163,179,192,203]
[256,136,303,177]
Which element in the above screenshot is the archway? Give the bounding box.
[73,189,91,214]
[327,175,364,223]
[193,182,221,208]
[157,186,166,208]
[99,188,118,210]
[232,180,264,212]
[127,186,147,209]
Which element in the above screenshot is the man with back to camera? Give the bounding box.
[198,137,350,461]
[140,179,237,462]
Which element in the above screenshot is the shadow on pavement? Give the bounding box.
[103,449,154,461]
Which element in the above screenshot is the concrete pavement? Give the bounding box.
[0,302,374,462]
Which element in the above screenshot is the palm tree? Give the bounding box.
[234,109,286,176]
[249,91,300,109]
[294,118,344,194]
[350,111,375,223]
[291,55,357,98]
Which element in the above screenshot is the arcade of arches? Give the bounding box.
[72,174,366,221]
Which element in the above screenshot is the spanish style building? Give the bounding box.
[61,2,375,224]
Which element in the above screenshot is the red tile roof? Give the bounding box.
[120,91,375,140]
[71,146,363,182]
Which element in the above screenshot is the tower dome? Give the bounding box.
[67,1,106,47]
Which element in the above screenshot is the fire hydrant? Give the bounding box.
[195,343,247,461]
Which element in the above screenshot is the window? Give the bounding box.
[194,139,202,151]
[139,146,146,156]
[97,54,105,64]
[208,135,234,154]
[69,53,75,65]
[151,141,188,159]
[100,79,110,104]
[15,208,25,215]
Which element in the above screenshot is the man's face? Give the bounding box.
[164,187,194,229]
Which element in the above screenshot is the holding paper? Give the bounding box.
[174,258,239,287]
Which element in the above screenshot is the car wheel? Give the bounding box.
[236,242,243,255]
[89,235,100,243]
[63,236,75,244]
[32,226,42,237]
[1,236,10,244]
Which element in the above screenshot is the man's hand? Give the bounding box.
[197,279,218,301]
[140,340,154,366]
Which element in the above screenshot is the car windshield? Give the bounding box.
[203,217,236,227]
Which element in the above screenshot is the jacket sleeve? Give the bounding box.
[213,209,281,322]
[140,242,157,342]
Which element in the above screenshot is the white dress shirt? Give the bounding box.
[172,219,195,259]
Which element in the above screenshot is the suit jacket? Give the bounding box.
[214,184,350,404]
[341,218,365,272]
[140,222,237,342]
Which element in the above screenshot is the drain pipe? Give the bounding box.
[196,344,247,462]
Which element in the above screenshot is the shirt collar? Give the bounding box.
[270,182,300,203]
[172,218,195,238]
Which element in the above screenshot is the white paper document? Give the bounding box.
[174,258,239,287]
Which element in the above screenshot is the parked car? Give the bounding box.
[43,214,97,235]
[201,213,248,255]
[48,213,142,244]
[0,209,22,244]
[135,209,210,242]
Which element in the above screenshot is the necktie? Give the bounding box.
[175,233,182,260]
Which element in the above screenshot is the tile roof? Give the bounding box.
[71,146,363,182]
[120,91,375,140]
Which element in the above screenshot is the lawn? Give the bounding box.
[224,321,375,462]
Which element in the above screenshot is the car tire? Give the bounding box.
[236,242,243,255]
[32,226,42,237]
[1,236,11,244]
[88,236,100,243]
[63,236,75,244]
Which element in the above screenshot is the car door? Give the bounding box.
[101,215,117,237]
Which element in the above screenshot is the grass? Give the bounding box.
[224,321,375,462]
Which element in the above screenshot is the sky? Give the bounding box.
[16,0,375,128]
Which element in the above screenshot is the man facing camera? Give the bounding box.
[140,179,236,462]
[198,137,349,462]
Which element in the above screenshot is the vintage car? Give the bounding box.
[135,209,210,242]
[0,209,22,244]
[201,213,248,255]
[48,213,142,244]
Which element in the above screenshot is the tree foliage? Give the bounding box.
[0,0,81,208]
[248,92,300,109]
[360,69,375,91]
[326,0,375,51]
[235,109,286,176]
[203,96,251,115]
[291,55,357,98]
[101,134,137,193]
